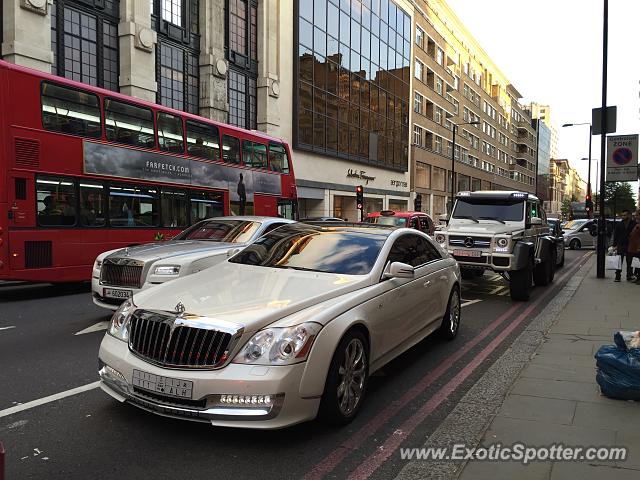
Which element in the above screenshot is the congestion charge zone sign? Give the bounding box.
[606,134,639,182]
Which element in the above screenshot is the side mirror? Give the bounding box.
[227,247,241,257]
[384,262,415,279]
[588,224,598,236]
[529,217,543,226]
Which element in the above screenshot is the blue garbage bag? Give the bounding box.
[595,344,640,400]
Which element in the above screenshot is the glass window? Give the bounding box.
[416,163,431,189]
[269,143,290,173]
[161,0,182,26]
[158,42,199,114]
[108,184,159,227]
[105,99,155,148]
[190,190,224,222]
[229,224,386,275]
[243,141,268,168]
[36,176,77,227]
[176,219,261,243]
[386,234,440,268]
[157,112,185,153]
[453,198,525,222]
[186,120,221,160]
[432,166,446,191]
[79,181,106,227]
[161,189,188,227]
[222,135,241,163]
[41,82,101,138]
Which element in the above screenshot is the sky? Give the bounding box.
[445,0,639,196]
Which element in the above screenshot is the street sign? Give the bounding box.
[592,106,617,135]
[606,134,638,182]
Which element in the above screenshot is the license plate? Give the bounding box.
[103,287,133,299]
[453,249,483,258]
[132,370,193,399]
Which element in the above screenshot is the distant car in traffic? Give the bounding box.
[98,222,461,428]
[299,216,345,222]
[364,210,435,235]
[92,216,295,310]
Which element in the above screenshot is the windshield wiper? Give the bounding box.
[477,216,506,224]
[454,215,479,223]
[272,265,323,272]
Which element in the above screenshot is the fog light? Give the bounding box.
[218,394,274,406]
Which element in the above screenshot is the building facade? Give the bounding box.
[410,0,537,220]
[1,0,416,223]
[547,158,587,217]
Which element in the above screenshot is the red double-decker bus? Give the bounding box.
[0,60,298,283]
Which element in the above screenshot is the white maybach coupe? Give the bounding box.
[98,222,461,428]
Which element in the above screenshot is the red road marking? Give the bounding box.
[347,253,592,479]
[304,253,589,480]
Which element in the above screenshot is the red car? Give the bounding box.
[364,210,435,235]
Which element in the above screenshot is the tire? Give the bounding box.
[558,247,565,268]
[460,269,475,280]
[534,247,555,286]
[319,330,369,425]
[439,287,461,340]
[569,239,581,250]
[510,259,533,301]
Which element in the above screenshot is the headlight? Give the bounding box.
[495,237,509,252]
[153,265,181,275]
[435,233,446,245]
[233,322,322,365]
[108,298,136,342]
[94,259,102,271]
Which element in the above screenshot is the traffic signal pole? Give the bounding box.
[596,0,608,278]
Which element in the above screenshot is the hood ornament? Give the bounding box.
[175,302,186,315]
[124,247,130,257]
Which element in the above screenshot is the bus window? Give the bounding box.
[186,120,220,160]
[161,189,188,227]
[41,82,101,138]
[157,112,185,153]
[269,143,290,173]
[105,99,155,148]
[243,142,268,168]
[190,191,225,222]
[109,184,159,227]
[222,136,241,164]
[36,175,77,226]
[79,181,106,227]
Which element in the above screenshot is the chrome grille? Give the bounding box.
[449,235,491,248]
[101,259,143,288]
[128,310,236,369]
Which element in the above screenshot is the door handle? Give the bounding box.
[423,280,431,287]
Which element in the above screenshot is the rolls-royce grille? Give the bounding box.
[128,311,234,369]
[101,261,143,288]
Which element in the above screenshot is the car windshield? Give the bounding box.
[228,224,386,275]
[563,220,588,230]
[174,220,261,243]
[453,199,524,222]
[364,216,408,227]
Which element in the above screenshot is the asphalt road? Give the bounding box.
[0,249,590,480]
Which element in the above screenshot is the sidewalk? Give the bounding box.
[396,254,640,480]
[460,256,640,479]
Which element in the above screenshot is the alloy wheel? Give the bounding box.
[337,338,367,416]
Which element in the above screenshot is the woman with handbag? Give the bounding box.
[629,210,640,284]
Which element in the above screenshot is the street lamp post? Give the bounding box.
[562,122,593,217]
[450,120,480,215]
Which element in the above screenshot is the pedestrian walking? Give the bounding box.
[612,209,637,282]
[628,210,640,284]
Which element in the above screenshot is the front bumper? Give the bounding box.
[98,334,320,429]
[447,250,513,271]
[91,276,150,310]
